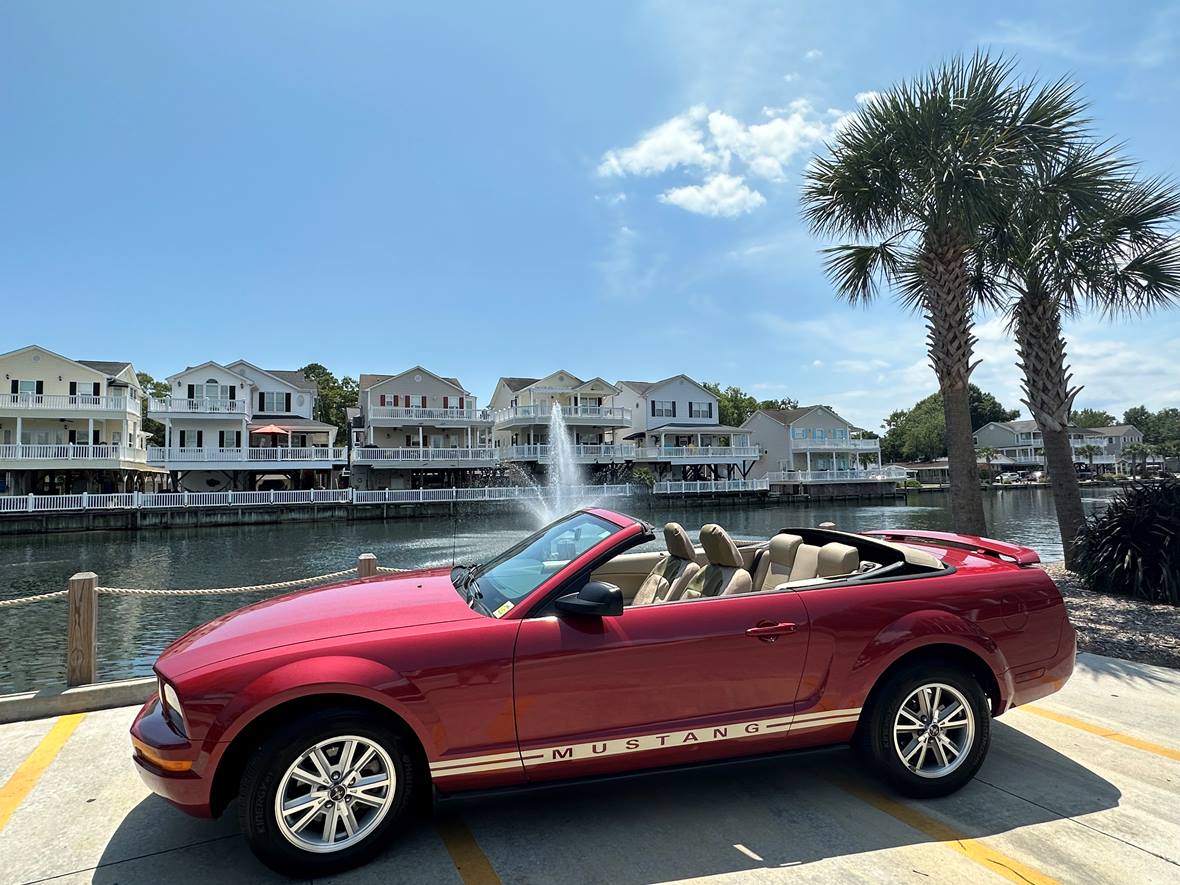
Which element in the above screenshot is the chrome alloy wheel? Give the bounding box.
[275,735,396,853]
[892,683,976,779]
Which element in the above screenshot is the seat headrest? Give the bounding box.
[769,533,803,565]
[818,542,859,577]
[663,522,695,561]
[700,524,743,568]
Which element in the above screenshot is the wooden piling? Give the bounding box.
[357,553,378,578]
[66,572,98,687]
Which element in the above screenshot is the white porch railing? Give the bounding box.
[352,447,498,464]
[148,397,249,415]
[0,444,146,462]
[367,406,493,423]
[0,393,133,412]
[636,446,760,460]
[147,447,346,463]
[0,485,635,513]
[652,479,769,494]
[767,467,907,483]
[501,444,637,461]
[494,405,631,424]
[789,437,881,451]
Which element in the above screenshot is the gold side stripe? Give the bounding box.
[433,759,524,777]
[430,750,522,772]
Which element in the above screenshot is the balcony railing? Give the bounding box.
[366,406,492,423]
[0,444,146,462]
[767,467,907,483]
[147,446,346,463]
[652,479,770,494]
[501,444,637,462]
[352,447,498,464]
[148,397,249,415]
[494,405,631,424]
[0,393,133,412]
[789,437,881,451]
[636,446,760,460]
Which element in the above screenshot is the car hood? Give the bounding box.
[157,568,481,677]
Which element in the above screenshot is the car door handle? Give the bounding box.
[746,621,798,640]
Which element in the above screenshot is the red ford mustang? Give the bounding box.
[130,509,1076,876]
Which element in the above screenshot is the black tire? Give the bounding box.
[238,707,417,877]
[861,663,990,798]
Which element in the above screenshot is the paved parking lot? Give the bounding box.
[1,652,1178,884]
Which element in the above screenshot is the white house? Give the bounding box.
[973,419,1149,472]
[350,366,494,490]
[147,360,344,491]
[488,371,632,476]
[743,405,884,481]
[616,376,759,482]
[0,345,159,494]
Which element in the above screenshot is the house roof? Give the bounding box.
[358,368,467,393]
[1101,425,1140,435]
[262,369,318,392]
[758,406,821,425]
[502,376,541,392]
[984,419,1103,436]
[617,374,711,397]
[618,380,656,395]
[77,360,132,376]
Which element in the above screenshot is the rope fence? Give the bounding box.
[1,552,410,687]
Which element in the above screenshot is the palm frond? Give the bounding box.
[821,242,906,305]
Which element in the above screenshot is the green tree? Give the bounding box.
[702,383,797,427]
[977,447,999,481]
[1071,408,1116,428]
[1124,442,1151,478]
[989,142,1180,567]
[1123,406,1180,445]
[1075,444,1102,472]
[298,363,358,441]
[802,53,1084,536]
[880,385,1020,463]
[136,371,171,447]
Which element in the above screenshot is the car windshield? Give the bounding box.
[463,512,620,617]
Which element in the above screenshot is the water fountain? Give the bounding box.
[512,402,601,524]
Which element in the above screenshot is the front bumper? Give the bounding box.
[130,695,214,818]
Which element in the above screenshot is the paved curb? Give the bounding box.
[0,677,154,724]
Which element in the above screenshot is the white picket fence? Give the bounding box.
[652,479,770,495]
[0,485,636,513]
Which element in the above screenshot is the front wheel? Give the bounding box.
[862,664,991,798]
[238,709,417,877]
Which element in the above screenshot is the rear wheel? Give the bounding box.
[238,708,417,876]
[862,663,990,797]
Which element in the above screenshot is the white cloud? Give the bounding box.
[783,72,799,82]
[803,48,823,60]
[854,90,881,105]
[597,105,715,177]
[658,173,766,217]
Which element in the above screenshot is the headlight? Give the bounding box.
[158,677,189,737]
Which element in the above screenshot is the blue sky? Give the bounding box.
[1,1,1178,429]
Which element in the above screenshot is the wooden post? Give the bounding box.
[66,572,98,686]
[357,553,377,578]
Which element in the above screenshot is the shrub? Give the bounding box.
[1073,478,1180,606]
[630,466,656,491]
[903,479,923,488]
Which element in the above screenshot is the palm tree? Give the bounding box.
[1075,444,1102,474]
[1124,442,1151,478]
[977,447,999,482]
[802,54,1085,537]
[989,143,1180,566]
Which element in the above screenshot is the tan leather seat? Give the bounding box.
[789,543,823,582]
[680,524,753,599]
[753,533,803,592]
[632,523,700,605]
[818,542,860,577]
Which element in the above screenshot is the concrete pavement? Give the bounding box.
[1,652,1177,884]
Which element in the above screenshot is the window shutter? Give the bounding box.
[650,400,656,417]
[218,431,225,448]
[379,394,386,407]
[421,395,427,408]
[187,384,195,399]
[459,396,465,410]
[229,385,236,400]
[443,396,449,409]
[404,395,410,408]
[10,380,17,395]
[69,382,77,396]
[235,431,241,447]
[258,392,265,411]
[36,381,44,395]
[68,429,76,443]
[671,401,676,417]
[93,429,100,445]
[285,393,291,411]
[708,402,713,419]
[196,430,203,447]
[92,382,100,396]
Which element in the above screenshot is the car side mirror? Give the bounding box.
[554,581,623,617]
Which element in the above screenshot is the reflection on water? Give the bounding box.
[0,488,1114,693]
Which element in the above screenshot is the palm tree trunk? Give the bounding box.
[923,234,987,537]
[1012,291,1085,569]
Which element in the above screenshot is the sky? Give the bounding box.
[1,1,1178,430]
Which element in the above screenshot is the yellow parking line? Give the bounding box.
[0,713,86,832]
[436,813,501,885]
[838,779,1062,885]
[1021,705,1180,763]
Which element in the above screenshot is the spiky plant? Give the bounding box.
[987,142,1180,567]
[802,53,1087,537]
[1073,478,1180,605]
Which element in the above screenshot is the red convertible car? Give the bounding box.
[130,509,1075,876]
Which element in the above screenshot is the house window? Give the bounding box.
[792,428,808,439]
[261,392,286,411]
[689,402,712,418]
[833,428,847,439]
[653,400,675,417]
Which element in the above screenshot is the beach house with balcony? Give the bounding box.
[148,360,344,491]
[0,345,159,494]
[350,367,494,490]
[488,372,632,479]
[615,376,760,488]
[743,405,897,496]
[972,419,1147,473]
